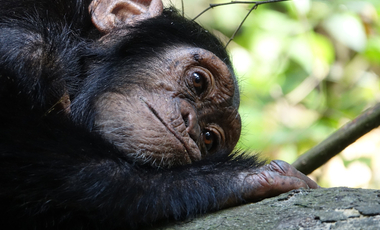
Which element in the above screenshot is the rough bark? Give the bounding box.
[152,187,380,229]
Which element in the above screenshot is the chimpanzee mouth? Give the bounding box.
[139,97,201,163]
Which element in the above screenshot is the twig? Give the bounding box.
[192,0,289,21]
[292,103,380,175]
[225,3,257,47]
[181,0,184,17]
[192,0,289,47]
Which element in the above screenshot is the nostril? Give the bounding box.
[180,101,200,141]
[183,113,189,128]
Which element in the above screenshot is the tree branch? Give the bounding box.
[292,103,380,175]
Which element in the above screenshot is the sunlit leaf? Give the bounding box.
[323,13,367,52]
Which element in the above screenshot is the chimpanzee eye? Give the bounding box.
[203,130,216,151]
[192,72,203,87]
[191,72,206,95]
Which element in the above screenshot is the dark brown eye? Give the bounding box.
[191,72,206,95]
[203,131,215,151]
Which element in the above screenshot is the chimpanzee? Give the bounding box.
[0,0,318,229]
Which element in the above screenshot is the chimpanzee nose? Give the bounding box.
[180,100,200,142]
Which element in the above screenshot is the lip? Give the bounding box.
[140,97,201,163]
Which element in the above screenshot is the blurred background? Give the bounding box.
[164,0,380,189]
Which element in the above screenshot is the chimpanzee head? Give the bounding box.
[70,0,241,167]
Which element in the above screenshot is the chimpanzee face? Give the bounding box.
[90,46,241,167]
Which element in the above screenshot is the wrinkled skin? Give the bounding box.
[0,0,318,229]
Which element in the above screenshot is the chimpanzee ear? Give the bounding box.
[89,0,163,33]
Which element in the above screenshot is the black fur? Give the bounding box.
[0,0,264,229]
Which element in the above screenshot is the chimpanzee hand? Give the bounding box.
[239,160,319,203]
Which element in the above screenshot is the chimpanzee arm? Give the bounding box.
[0,115,250,228]
[0,110,316,229]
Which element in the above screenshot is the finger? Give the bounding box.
[269,160,320,189]
[242,170,310,201]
